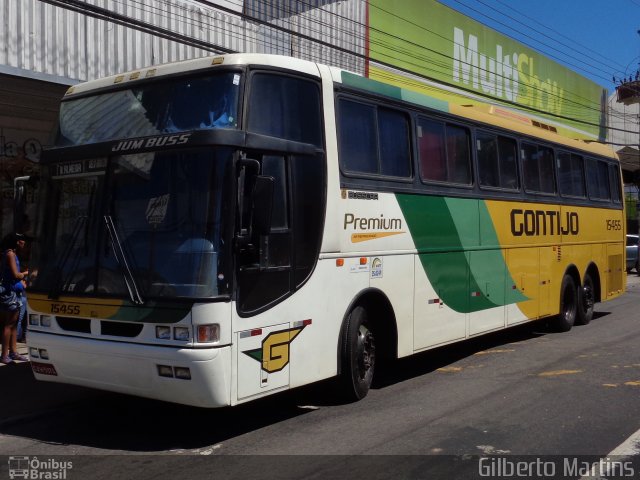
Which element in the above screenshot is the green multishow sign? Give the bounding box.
[368,0,607,140]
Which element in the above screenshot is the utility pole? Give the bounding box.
[614,30,640,235]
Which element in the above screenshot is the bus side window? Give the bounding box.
[417,118,471,185]
[260,155,291,270]
[378,108,411,178]
[291,153,325,287]
[609,164,622,203]
[497,136,519,189]
[477,132,499,187]
[338,100,410,179]
[445,124,472,185]
[261,156,288,230]
[557,152,586,197]
[522,142,556,194]
[477,131,518,190]
[417,118,447,183]
[247,73,322,147]
[338,100,378,175]
[586,158,611,201]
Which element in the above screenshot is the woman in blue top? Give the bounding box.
[1,233,29,364]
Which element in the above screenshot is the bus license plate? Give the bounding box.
[31,362,58,376]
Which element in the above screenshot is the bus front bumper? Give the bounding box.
[27,331,232,408]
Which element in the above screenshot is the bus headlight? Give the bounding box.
[40,316,54,327]
[29,314,40,326]
[155,326,171,340]
[173,327,190,341]
[197,324,219,343]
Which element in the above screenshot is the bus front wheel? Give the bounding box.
[553,274,577,332]
[341,306,376,401]
[576,273,595,325]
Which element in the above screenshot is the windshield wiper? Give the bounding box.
[104,215,144,305]
[48,215,87,300]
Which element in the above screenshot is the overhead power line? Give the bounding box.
[38,0,234,54]
[442,0,611,81]
[35,0,639,137]
[68,0,606,122]
[486,0,628,74]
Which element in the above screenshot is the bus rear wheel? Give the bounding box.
[553,274,577,332]
[341,306,376,401]
[576,273,595,325]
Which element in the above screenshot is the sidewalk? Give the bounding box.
[0,341,29,367]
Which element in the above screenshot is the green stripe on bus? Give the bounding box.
[341,71,403,100]
[396,194,527,313]
[340,71,450,113]
[401,90,450,113]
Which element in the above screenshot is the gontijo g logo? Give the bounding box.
[243,324,308,373]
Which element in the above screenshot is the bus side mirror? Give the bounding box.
[251,175,274,237]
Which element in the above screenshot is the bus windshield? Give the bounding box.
[31,148,233,300]
[57,71,242,146]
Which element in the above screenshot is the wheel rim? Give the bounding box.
[355,324,375,381]
[582,283,594,312]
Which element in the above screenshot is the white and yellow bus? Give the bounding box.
[26,54,624,407]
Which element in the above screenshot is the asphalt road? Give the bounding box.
[1,276,640,479]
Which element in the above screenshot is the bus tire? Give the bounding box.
[576,273,595,325]
[553,274,577,332]
[341,306,376,401]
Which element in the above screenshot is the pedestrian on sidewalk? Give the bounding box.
[0,233,30,364]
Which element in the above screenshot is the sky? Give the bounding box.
[436,0,640,93]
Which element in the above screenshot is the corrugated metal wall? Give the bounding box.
[0,0,255,84]
[258,0,366,73]
[0,0,364,85]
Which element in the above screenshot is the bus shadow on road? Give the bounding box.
[371,310,610,390]
[0,361,327,452]
[0,312,613,453]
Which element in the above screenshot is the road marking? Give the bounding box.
[602,383,619,388]
[474,349,515,355]
[624,380,640,386]
[538,369,583,377]
[437,366,463,373]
